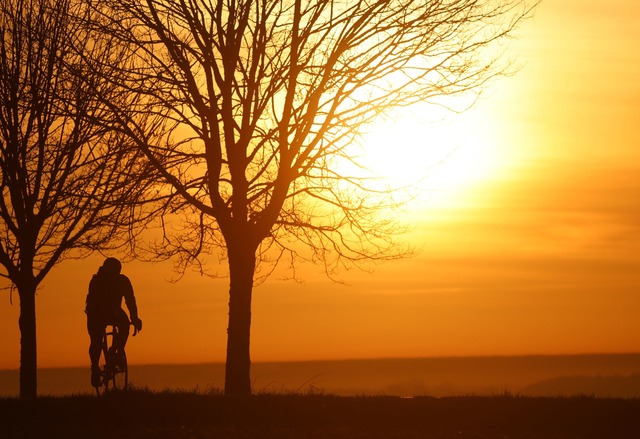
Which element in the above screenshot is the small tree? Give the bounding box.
[94,0,536,396]
[0,0,157,398]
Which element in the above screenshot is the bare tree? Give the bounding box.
[93,0,536,396]
[0,0,158,398]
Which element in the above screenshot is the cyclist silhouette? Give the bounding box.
[85,257,142,387]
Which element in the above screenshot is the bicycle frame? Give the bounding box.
[95,324,128,395]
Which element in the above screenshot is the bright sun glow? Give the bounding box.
[356,102,505,212]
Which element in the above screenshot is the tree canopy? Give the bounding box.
[0,0,158,397]
[76,0,535,395]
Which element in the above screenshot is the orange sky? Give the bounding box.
[1,0,640,370]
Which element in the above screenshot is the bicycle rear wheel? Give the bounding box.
[112,351,128,390]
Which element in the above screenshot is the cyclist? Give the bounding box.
[85,257,143,387]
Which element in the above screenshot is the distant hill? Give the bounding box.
[522,374,640,398]
[2,353,640,398]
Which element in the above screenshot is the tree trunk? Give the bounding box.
[224,245,256,396]
[18,282,37,399]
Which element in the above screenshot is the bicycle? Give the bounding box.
[94,323,136,395]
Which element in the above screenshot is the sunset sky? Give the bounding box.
[1,0,639,371]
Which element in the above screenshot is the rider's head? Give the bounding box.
[101,257,122,275]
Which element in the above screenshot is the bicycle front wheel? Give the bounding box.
[112,351,128,391]
[97,350,128,394]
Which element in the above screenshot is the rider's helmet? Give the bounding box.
[102,257,122,275]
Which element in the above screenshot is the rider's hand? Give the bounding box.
[132,317,143,333]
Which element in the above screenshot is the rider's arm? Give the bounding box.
[85,275,98,313]
[121,275,140,323]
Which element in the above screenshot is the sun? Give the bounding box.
[356,102,504,211]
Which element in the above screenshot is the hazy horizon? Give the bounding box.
[3,351,640,372]
[3,353,640,399]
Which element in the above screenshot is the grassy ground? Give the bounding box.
[1,389,639,438]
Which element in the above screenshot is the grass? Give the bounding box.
[1,388,639,438]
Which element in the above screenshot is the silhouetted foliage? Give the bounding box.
[90,0,536,395]
[1,391,639,438]
[0,0,158,398]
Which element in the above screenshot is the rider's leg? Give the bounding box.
[87,313,105,386]
[113,309,131,355]
[87,313,105,369]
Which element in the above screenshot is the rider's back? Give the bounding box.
[86,272,132,317]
